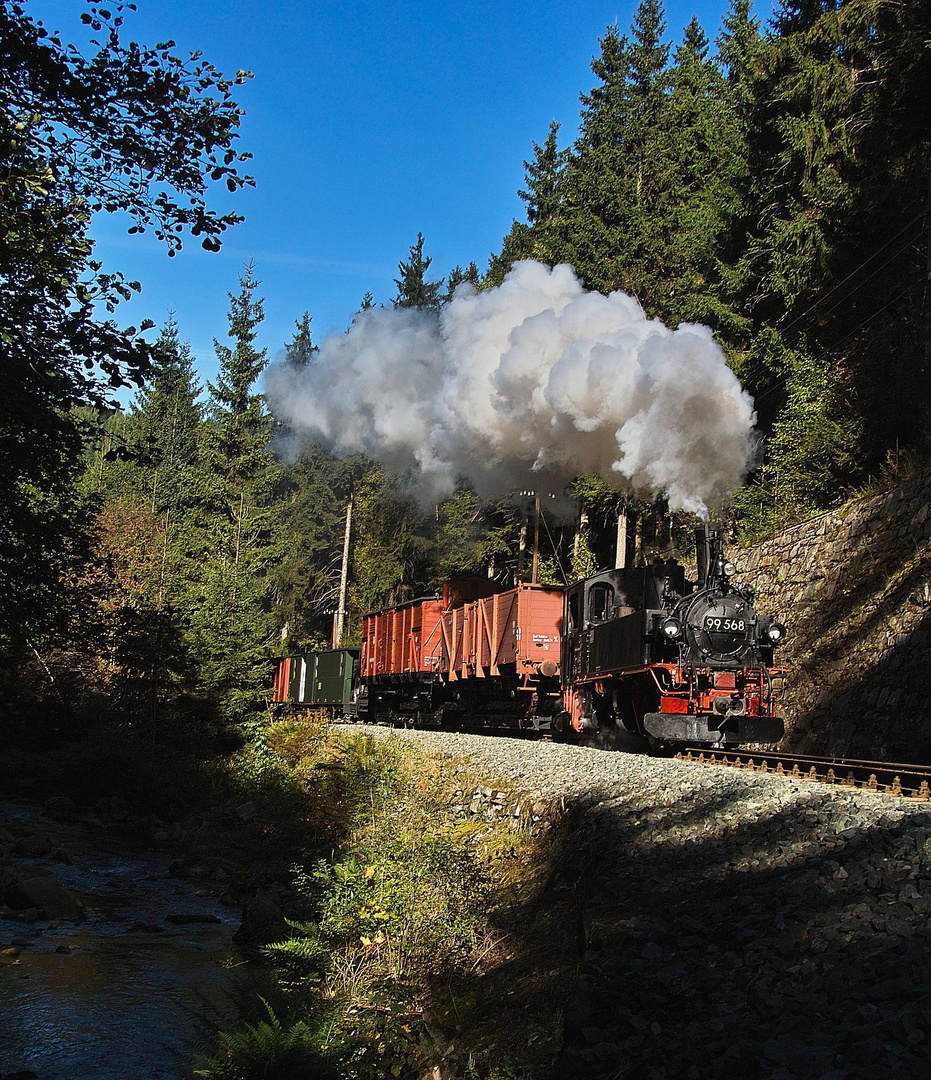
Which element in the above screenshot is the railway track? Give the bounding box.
[676,746,931,801]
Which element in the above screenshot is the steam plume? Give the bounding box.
[266,261,756,516]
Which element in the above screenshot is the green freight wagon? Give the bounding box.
[272,648,360,715]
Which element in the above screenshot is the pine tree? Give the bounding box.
[270,451,369,650]
[559,3,674,304]
[359,291,375,311]
[443,262,480,303]
[393,233,444,311]
[713,0,764,328]
[195,262,279,721]
[135,316,203,512]
[207,262,272,485]
[658,16,748,333]
[284,312,318,368]
[519,121,569,227]
[629,0,670,125]
[489,121,572,275]
[716,0,763,119]
[132,315,205,607]
[558,25,634,292]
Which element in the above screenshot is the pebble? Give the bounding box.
[353,726,931,1078]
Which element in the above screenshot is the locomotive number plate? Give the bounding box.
[703,616,747,633]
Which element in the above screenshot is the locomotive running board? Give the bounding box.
[644,713,785,744]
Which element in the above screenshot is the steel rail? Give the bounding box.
[675,747,931,801]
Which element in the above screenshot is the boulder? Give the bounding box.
[233,893,290,946]
[44,795,77,820]
[5,876,86,921]
[12,833,53,857]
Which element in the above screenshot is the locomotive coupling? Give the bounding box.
[714,694,746,716]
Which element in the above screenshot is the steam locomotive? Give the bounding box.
[272,528,786,747]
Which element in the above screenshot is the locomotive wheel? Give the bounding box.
[646,735,673,758]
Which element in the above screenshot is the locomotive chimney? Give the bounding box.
[694,526,709,588]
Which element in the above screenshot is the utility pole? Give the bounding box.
[615,502,628,569]
[332,493,353,649]
[573,503,589,565]
[532,494,541,584]
[520,490,555,584]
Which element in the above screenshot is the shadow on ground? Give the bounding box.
[454,773,931,1080]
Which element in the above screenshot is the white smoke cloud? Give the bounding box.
[266,260,756,517]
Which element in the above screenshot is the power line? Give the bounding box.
[827,285,913,354]
[803,220,931,330]
[752,214,930,406]
[776,206,928,339]
[538,505,569,586]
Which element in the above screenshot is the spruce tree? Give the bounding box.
[518,121,569,227]
[443,262,480,302]
[558,25,634,292]
[393,233,444,311]
[135,315,203,513]
[490,121,572,274]
[284,312,318,368]
[207,264,270,476]
[559,3,674,303]
[132,315,204,607]
[195,263,279,721]
[628,0,670,125]
[716,0,763,119]
[659,16,747,333]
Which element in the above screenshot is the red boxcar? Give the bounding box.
[361,597,445,677]
[361,583,562,684]
[440,583,562,680]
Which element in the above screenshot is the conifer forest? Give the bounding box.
[3,0,931,734]
[0,0,928,733]
[4,2,931,1077]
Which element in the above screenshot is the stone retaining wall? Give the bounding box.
[730,470,931,762]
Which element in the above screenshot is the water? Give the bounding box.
[0,804,245,1079]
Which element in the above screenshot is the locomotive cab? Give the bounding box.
[560,530,786,746]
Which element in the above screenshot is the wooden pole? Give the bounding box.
[531,495,540,584]
[615,504,628,569]
[333,493,353,649]
[518,515,528,575]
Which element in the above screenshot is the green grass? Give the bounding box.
[195,715,583,1080]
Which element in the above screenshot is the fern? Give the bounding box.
[194,999,330,1079]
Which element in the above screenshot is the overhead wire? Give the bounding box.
[538,506,569,586]
[775,205,929,339]
[751,210,930,406]
[797,218,931,331]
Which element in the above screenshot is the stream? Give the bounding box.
[0,802,246,1080]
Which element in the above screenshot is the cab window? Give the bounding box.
[588,583,613,624]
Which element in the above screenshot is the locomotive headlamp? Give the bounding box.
[724,561,736,576]
[660,616,683,640]
[765,622,787,645]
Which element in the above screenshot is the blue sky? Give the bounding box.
[31,0,777,392]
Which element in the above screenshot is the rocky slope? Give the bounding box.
[360,727,931,1079]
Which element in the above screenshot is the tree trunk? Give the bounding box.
[333,494,353,649]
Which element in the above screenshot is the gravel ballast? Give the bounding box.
[351,725,931,1079]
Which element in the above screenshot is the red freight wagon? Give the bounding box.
[359,580,564,727]
[361,596,445,677]
[273,656,294,702]
[441,583,562,680]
